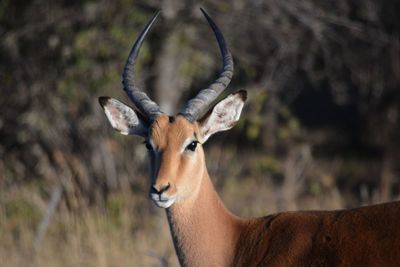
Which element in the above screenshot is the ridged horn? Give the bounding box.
[122,10,163,121]
[179,8,234,122]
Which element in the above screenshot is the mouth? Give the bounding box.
[149,193,177,208]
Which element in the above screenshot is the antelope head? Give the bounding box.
[99,9,246,209]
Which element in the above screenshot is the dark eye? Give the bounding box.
[144,141,152,151]
[186,141,198,152]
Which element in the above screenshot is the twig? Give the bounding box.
[33,185,63,255]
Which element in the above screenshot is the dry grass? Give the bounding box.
[0,165,347,267]
[0,189,178,267]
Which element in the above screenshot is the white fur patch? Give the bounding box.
[100,97,148,137]
[200,91,246,142]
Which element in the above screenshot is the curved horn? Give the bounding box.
[122,10,163,121]
[179,8,234,122]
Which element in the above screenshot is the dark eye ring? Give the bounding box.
[186,141,198,152]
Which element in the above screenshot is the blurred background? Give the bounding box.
[1,0,400,266]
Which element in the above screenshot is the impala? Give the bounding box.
[99,9,400,267]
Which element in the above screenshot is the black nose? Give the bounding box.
[152,183,170,194]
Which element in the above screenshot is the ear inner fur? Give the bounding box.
[199,91,247,143]
[99,97,148,137]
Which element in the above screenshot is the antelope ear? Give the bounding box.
[99,97,148,137]
[199,90,247,143]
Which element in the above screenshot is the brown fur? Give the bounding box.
[234,202,400,266]
[148,115,400,267]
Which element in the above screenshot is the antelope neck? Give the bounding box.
[166,170,245,266]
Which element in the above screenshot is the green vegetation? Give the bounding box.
[1,1,399,266]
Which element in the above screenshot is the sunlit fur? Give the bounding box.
[148,114,244,266]
[147,115,400,267]
[101,95,400,266]
[148,115,205,207]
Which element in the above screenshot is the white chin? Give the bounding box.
[153,198,175,209]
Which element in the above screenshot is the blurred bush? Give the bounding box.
[0,0,399,266]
